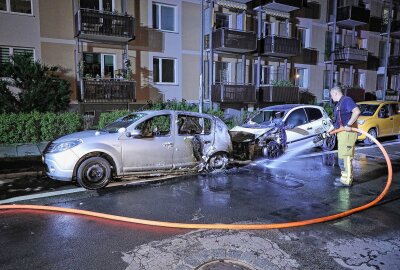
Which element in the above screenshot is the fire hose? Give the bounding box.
[0,127,393,230]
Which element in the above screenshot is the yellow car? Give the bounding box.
[356,101,400,145]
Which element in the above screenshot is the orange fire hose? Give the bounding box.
[0,128,393,230]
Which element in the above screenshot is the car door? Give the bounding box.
[284,108,313,150]
[377,104,393,136]
[390,103,400,135]
[120,114,174,172]
[173,114,214,168]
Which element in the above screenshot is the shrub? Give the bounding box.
[0,112,83,144]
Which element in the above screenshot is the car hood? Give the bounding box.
[358,115,372,121]
[53,130,108,143]
[230,123,276,143]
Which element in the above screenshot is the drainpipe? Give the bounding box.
[208,0,214,108]
[349,26,356,87]
[256,10,262,89]
[329,0,337,105]
[283,18,289,80]
[199,0,204,113]
[383,0,393,101]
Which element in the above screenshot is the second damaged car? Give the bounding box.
[43,110,232,189]
[230,104,336,160]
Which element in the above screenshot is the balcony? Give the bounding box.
[388,56,400,73]
[259,86,299,103]
[261,36,300,57]
[336,5,370,28]
[344,87,365,102]
[294,1,320,19]
[334,47,368,64]
[81,79,135,102]
[211,84,256,103]
[261,0,302,12]
[212,28,257,53]
[383,20,400,37]
[75,9,134,43]
[292,48,318,65]
[367,16,383,32]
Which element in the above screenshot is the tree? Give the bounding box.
[0,54,70,113]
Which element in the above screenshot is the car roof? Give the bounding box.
[357,101,399,105]
[259,104,321,111]
[131,110,213,117]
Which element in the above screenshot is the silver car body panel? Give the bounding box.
[43,110,232,181]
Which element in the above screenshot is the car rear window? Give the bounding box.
[305,108,323,122]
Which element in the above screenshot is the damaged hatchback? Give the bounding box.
[43,110,232,189]
[230,104,336,160]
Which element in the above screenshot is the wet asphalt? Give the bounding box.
[0,139,399,269]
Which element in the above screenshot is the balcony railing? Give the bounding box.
[261,0,302,12]
[334,47,368,64]
[261,35,300,57]
[259,86,299,103]
[336,5,370,28]
[212,28,257,53]
[75,9,134,43]
[292,48,318,65]
[82,79,135,102]
[211,84,256,103]
[294,1,320,19]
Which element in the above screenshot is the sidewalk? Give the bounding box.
[0,142,48,174]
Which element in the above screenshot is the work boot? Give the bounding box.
[333,177,352,187]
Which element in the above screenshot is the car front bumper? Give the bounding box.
[43,150,80,181]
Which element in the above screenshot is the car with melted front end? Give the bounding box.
[43,110,232,190]
[230,104,335,160]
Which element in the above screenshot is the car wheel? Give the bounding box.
[364,128,377,145]
[77,157,111,190]
[262,141,282,160]
[206,152,229,172]
[322,134,337,151]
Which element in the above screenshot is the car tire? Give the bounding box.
[364,128,377,145]
[77,157,112,190]
[206,152,229,172]
[322,134,337,151]
[262,141,282,160]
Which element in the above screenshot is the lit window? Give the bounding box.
[152,3,176,32]
[153,57,176,83]
[83,53,116,79]
[295,68,308,88]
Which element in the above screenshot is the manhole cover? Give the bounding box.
[195,259,255,270]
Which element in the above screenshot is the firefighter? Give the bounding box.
[330,86,361,187]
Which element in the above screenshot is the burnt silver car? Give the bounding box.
[230,104,336,160]
[43,110,232,189]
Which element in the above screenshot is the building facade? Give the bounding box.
[1,0,399,116]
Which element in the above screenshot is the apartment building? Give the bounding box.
[1,0,399,116]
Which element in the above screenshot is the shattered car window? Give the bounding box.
[102,113,147,133]
[249,110,286,124]
[136,115,171,136]
[178,115,211,135]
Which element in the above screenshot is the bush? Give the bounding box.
[97,110,130,129]
[0,112,83,144]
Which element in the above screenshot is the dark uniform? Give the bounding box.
[334,96,358,185]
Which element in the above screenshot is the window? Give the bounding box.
[178,115,211,135]
[264,22,272,37]
[295,68,308,88]
[153,57,176,83]
[0,47,34,65]
[136,115,171,137]
[305,108,323,122]
[278,22,291,36]
[0,0,32,14]
[214,61,230,83]
[153,2,176,32]
[215,13,230,29]
[80,0,113,11]
[286,109,308,127]
[297,28,307,48]
[83,53,115,79]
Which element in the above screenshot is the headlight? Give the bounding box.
[48,140,82,153]
[357,120,365,125]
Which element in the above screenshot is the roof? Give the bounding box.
[260,104,321,111]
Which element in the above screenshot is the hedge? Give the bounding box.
[0,112,83,144]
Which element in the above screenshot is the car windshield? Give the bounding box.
[359,104,379,116]
[101,113,147,133]
[248,110,286,124]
